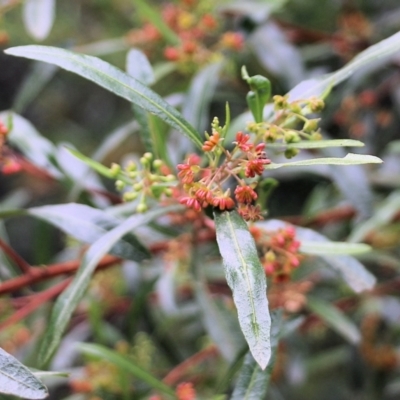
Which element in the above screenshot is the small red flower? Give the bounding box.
[176,382,196,400]
[212,194,235,211]
[1,159,22,175]
[164,47,180,61]
[235,185,257,204]
[195,186,213,205]
[234,132,253,152]
[245,158,269,178]
[238,204,263,221]
[202,132,221,152]
[179,196,202,212]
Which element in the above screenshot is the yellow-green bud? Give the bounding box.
[149,174,158,182]
[110,163,121,177]
[143,152,153,161]
[153,159,163,169]
[140,157,148,166]
[165,174,176,182]
[133,182,143,191]
[284,148,299,159]
[284,130,300,143]
[303,119,319,133]
[310,131,322,140]
[164,188,173,197]
[115,180,126,190]
[126,161,136,172]
[136,203,148,213]
[123,191,138,201]
[128,171,138,179]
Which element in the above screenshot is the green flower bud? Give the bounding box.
[133,182,143,191]
[284,148,299,159]
[153,159,163,169]
[115,180,126,190]
[143,152,153,161]
[303,119,319,133]
[123,191,138,201]
[136,203,148,213]
[109,163,121,177]
[284,130,300,143]
[126,161,136,172]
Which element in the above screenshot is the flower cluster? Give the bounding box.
[126,0,243,72]
[175,120,272,220]
[247,95,324,158]
[251,225,303,283]
[111,153,176,213]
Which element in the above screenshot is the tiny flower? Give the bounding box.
[235,185,257,204]
[244,158,270,178]
[202,132,221,152]
[177,156,200,184]
[220,32,244,51]
[176,382,196,400]
[164,46,180,61]
[212,193,235,210]
[238,204,263,221]
[1,159,22,175]
[179,196,202,212]
[195,186,213,205]
[234,132,253,152]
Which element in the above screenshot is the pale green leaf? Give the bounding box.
[214,210,271,370]
[267,139,364,149]
[265,153,382,170]
[126,48,155,86]
[307,296,361,344]
[231,311,282,400]
[37,205,181,367]
[23,0,55,41]
[78,343,175,397]
[4,46,202,149]
[0,348,48,399]
[300,241,371,255]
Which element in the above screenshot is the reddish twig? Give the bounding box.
[0,279,71,330]
[0,238,32,274]
[0,254,120,296]
[163,346,218,386]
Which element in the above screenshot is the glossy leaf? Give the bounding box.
[23,0,55,41]
[231,311,282,400]
[267,139,364,149]
[0,347,48,399]
[4,46,203,149]
[265,153,382,169]
[288,30,400,101]
[258,220,376,293]
[214,210,271,370]
[37,205,181,367]
[307,297,361,345]
[78,343,175,397]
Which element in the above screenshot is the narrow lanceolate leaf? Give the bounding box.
[4,46,202,149]
[78,343,175,397]
[231,311,282,400]
[307,297,361,345]
[288,30,400,101]
[37,205,181,367]
[265,153,382,170]
[267,139,364,150]
[0,348,48,399]
[300,241,371,255]
[23,0,55,41]
[214,210,271,370]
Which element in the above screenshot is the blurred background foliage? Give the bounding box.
[1,0,400,399]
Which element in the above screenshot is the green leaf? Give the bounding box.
[4,46,202,149]
[267,139,364,149]
[182,62,223,133]
[230,311,282,400]
[349,190,400,243]
[78,343,176,398]
[214,210,271,370]
[126,48,155,86]
[257,220,376,293]
[0,348,48,399]
[133,0,180,45]
[265,153,382,169]
[28,203,150,261]
[288,30,400,101]
[23,0,55,41]
[307,297,361,345]
[300,241,371,255]
[37,205,181,367]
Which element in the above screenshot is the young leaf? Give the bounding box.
[230,311,282,400]
[214,210,271,370]
[300,241,371,255]
[23,0,55,41]
[78,343,176,397]
[37,205,181,367]
[307,297,361,345]
[265,153,382,169]
[4,46,203,149]
[126,48,155,86]
[0,348,48,399]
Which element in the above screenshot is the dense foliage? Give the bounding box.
[1,1,400,399]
